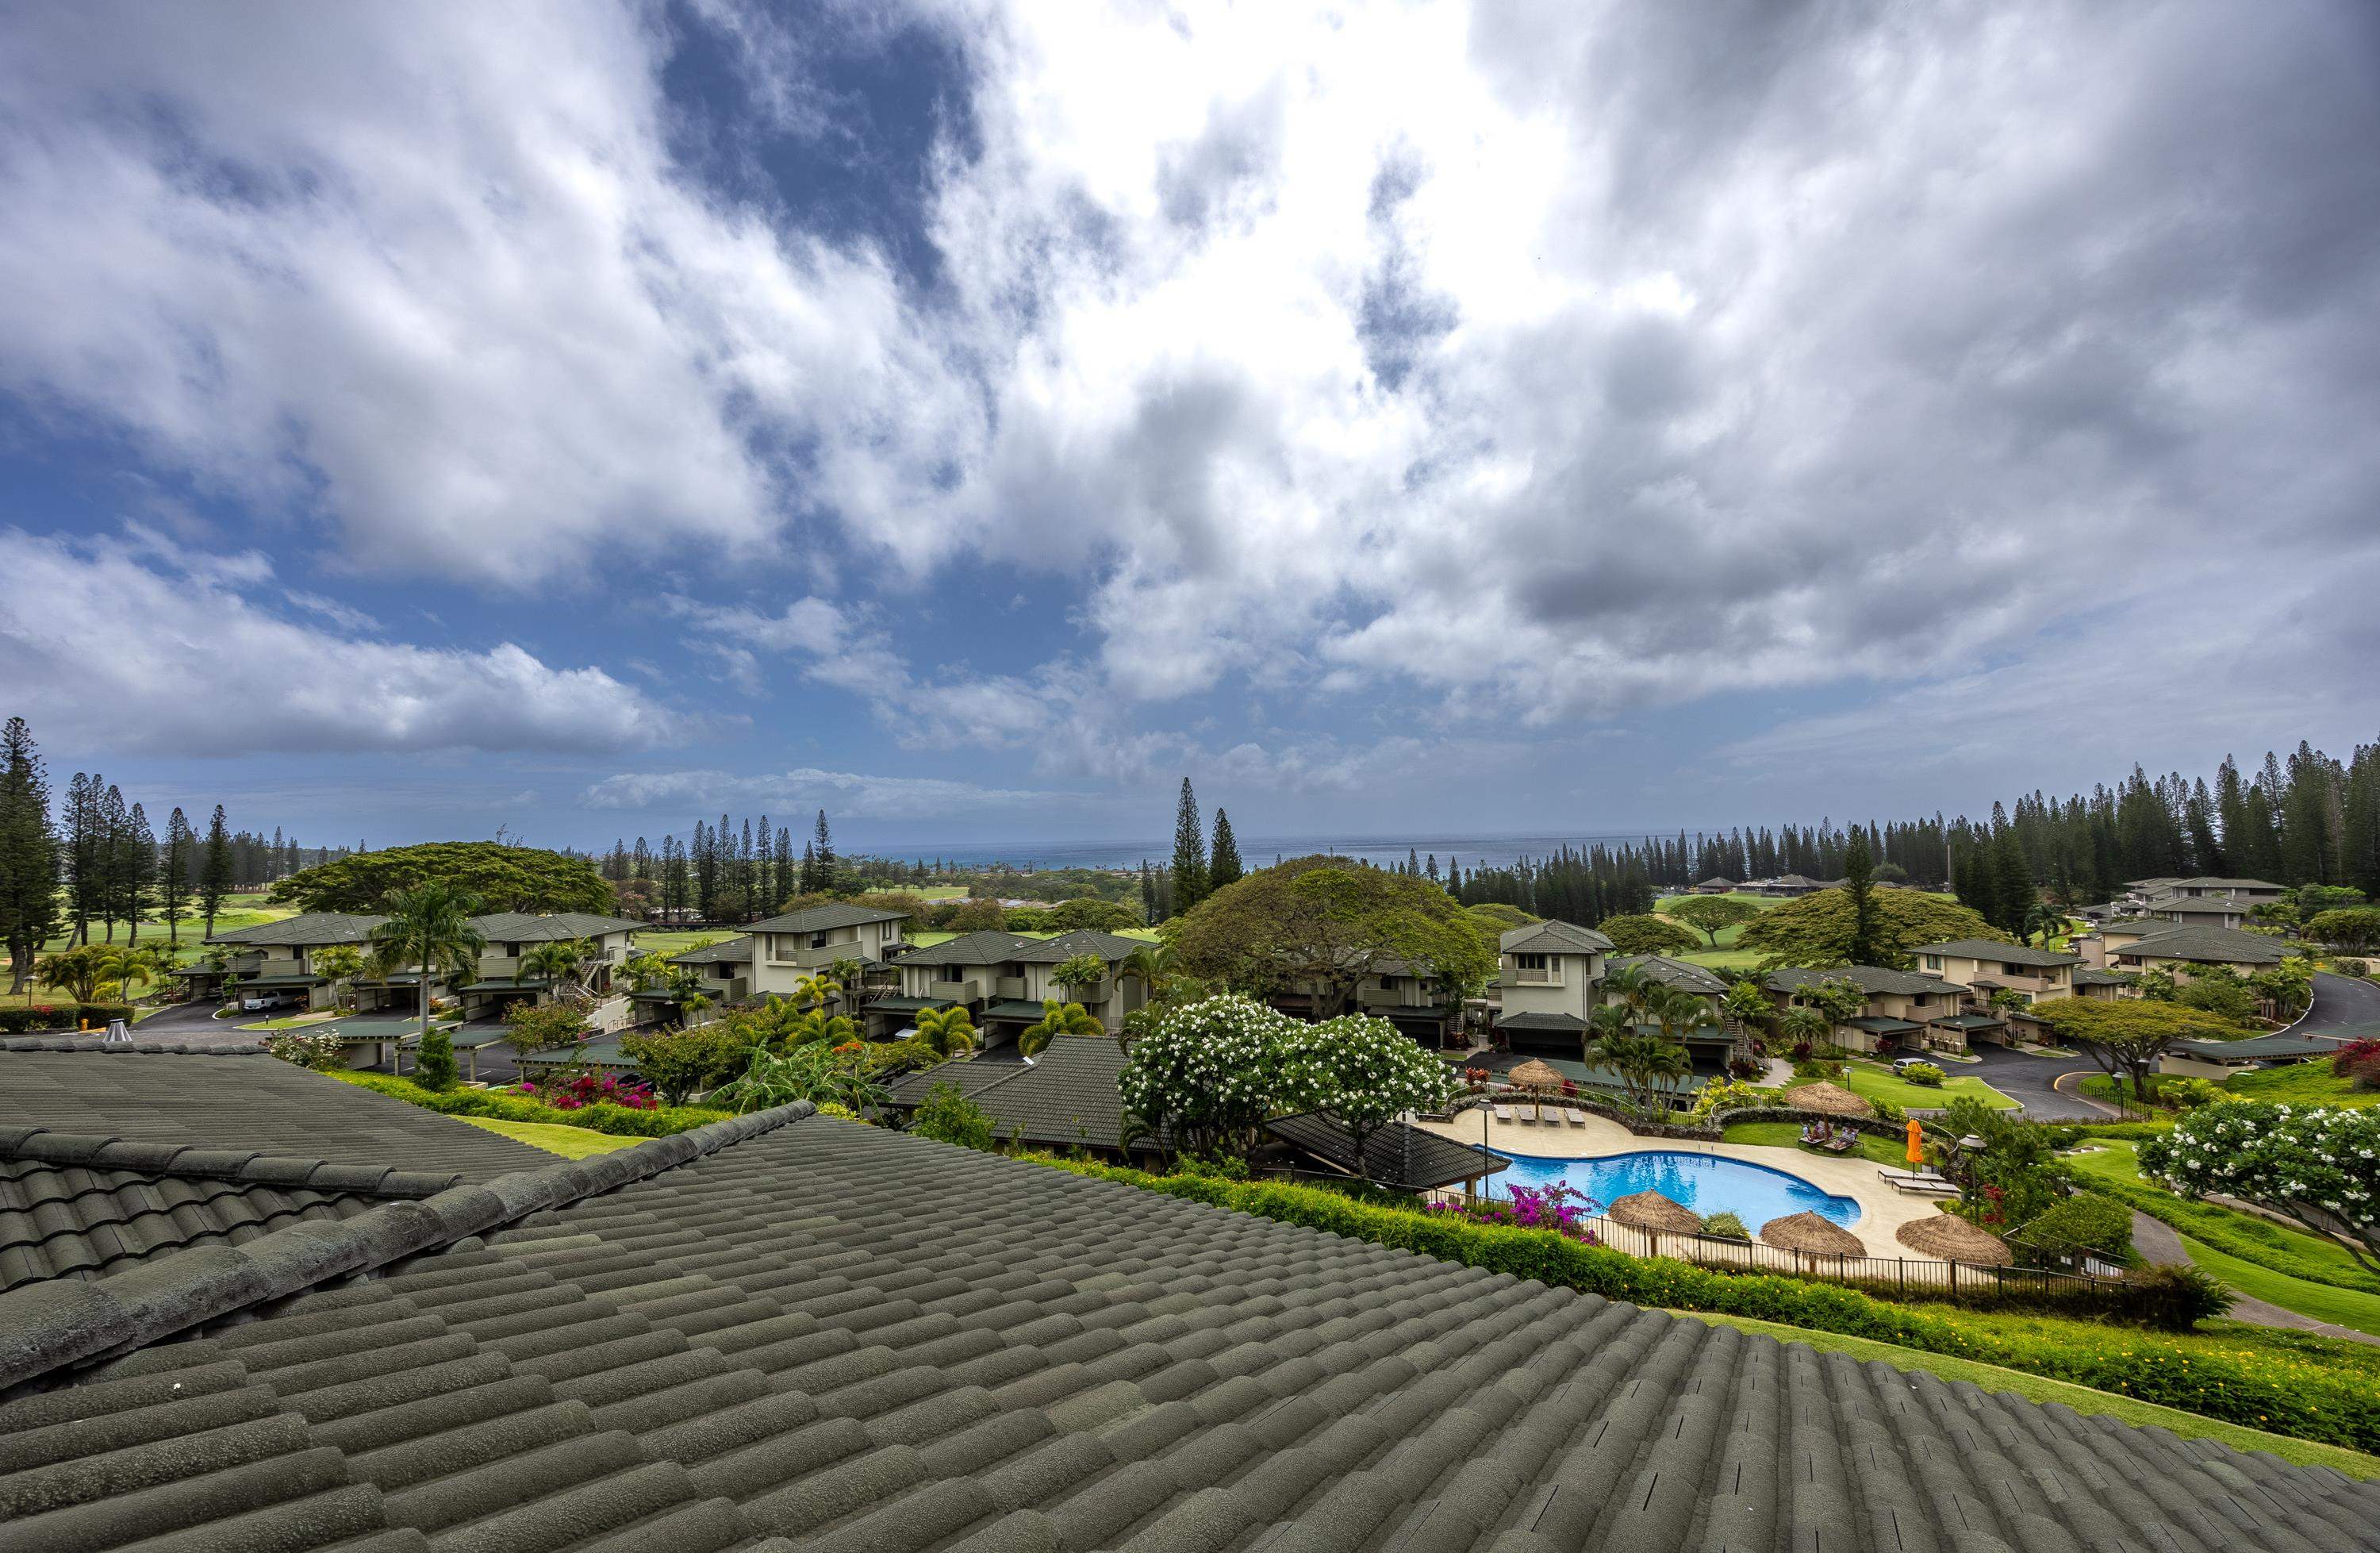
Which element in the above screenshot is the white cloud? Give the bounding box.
[0,530,683,756]
[6,0,2376,791]
[581,766,1060,819]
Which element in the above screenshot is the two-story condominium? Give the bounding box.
[183,913,387,1011]
[878,929,1149,1048]
[1603,954,1729,1012]
[1491,921,1613,1056]
[1760,963,1960,1053]
[663,903,912,1014]
[2140,894,2259,930]
[1910,939,2080,1007]
[2153,875,2286,902]
[2098,922,2290,981]
[455,912,643,1021]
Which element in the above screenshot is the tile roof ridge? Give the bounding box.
[0,1099,817,1392]
[0,1125,467,1198]
[0,1038,269,1055]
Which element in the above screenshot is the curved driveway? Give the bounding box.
[1959,1042,2109,1120]
[2301,970,2380,1038]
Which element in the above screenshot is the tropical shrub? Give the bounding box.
[620,1024,752,1104]
[328,1071,725,1135]
[413,1028,458,1091]
[1115,994,1300,1158]
[2161,1076,2233,1109]
[2016,1192,2133,1267]
[1683,1077,1764,1121]
[2332,1037,2380,1090]
[711,1040,886,1116]
[265,1028,349,1071]
[502,999,590,1058]
[908,1082,996,1151]
[1899,1062,1944,1087]
[516,1068,658,1111]
[1700,1210,1751,1241]
[1423,1182,1600,1242]
[0,1005,79,1032]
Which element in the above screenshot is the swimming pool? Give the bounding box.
[1487,1148,1862,1228]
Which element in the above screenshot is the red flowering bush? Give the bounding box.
[1424,1182,1602,1243]
[516,1067,658,1111]
[2331,1037,2380,1090]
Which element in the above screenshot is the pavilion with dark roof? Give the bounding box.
[2,1037,2373,1551]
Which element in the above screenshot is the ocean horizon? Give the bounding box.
[855,832,1701,874]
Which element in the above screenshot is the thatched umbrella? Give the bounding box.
[1509,1057,1565,1121]
[1608,1190,1699,1236]
[1896,1213,2013,1267]
[1760,1210,1865,1258]
[1783,1080,1868,1117]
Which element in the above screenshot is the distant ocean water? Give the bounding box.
[862,833,1685,873]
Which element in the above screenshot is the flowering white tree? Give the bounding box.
[2140,1102,2380,1271]
[1274,1013,1464,1167]
[1118,994,1297,1159]
[1119,997,1461,1168]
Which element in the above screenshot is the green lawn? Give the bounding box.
[2228,1061,2379,1109]
[633,929,732,959]
[2177,1236,2380,1338]
[456,1116,639,1159]
[1669,1309,2380,1478]
[1840,1059,2017,1110]
[1722,1119,1912,1169]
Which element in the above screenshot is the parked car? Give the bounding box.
[241,991,294,1013]
[1890,1055,1933,1074]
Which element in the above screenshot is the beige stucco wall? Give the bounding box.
[1500,951,1599,1020]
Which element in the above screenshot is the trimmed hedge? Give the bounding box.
[328,1071,730,1138]
[0,1005,79,1032]
[1024,1156,2378,1451]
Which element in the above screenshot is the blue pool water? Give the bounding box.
[1488,1149,1861,1228]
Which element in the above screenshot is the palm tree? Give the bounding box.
[782,1007,857,1048]
[1585,1001,1636,1066]
[109,942,175,1004]
[1019,999,1103,1057]
[1591,1029,1692,1113]
[314,944,363,1010]
[1049,951,1110,1008]
[2021,901,2067,948]
[1776,1005,1832,1052]
[793,972,842,1013]
[517,939,594,1005]
[367,882,486,1051]
[913,1004,977,1059]
[1600,961,1653,1014]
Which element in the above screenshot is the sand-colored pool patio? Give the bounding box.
[1416,1105,1945,1260]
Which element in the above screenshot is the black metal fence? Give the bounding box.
[1565,1213,2125,1296]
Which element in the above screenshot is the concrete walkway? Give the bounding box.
[1417,1106,1945,1259]
[2127,1209,2379,1347]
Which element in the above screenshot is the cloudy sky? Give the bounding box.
[3,1,2376,855]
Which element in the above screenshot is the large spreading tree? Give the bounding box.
[272,840,616,914]
[1169,855,1495,1018]
[1661,894,1762,947]
[1737,886,2001,969]
[1599,913,1702,958]
[2029,996,2243,1108]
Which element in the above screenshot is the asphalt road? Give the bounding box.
[2301,970,2380,1038]
[1959,1041,2109,1120]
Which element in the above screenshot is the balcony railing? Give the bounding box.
[926,978,981,1004]
[1511,967,1556,985]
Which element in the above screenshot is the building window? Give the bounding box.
[1923,955,1942,971]
[1515,953,1546,971]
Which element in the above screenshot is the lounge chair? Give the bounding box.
[1563,1109,1587,1126]
[1876,1167,1960,1196]
[1825,1133,1857,1154]
[1491,1104,1512,1123]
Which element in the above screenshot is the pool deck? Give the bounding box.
[1415,1106,1943,1259]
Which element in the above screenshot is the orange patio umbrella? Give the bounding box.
[1905,1119,1925,1167]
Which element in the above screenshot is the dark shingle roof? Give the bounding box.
[670,937,753,966]
[0,1104,2370,1549]
[2174,1032,2347,1061]
[896,928,1144,970]
[2114,925,2290,966]
[1606,954,1729,994]
[1494,1010,1589,1033]
[0,1048,553,1182]
[883,1034,1146,1150]
[1500,920,1616,956]
[1262,1112,1507,1190]
[2073,968,2139,987]
[204,911,386,946]
[467,911,643,941]
[1911,939,2080,967]
[746,902,909,932]
[1763,964,1944,997]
